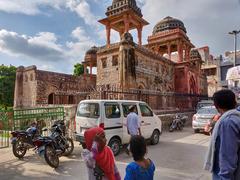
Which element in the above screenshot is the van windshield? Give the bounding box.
[77,103,99,118]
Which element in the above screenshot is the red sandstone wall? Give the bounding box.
[35,70,96,105]
[14,66,96,108]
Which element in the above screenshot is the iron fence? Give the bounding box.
[87,86,209,114]
[0,110,11,148]
[0,107,64,148]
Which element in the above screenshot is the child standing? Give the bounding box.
[81,127,121,180]
[124,135,155,180]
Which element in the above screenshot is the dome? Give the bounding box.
[153,16,187,35]
[112,0,121,4]
[86,46,98,55]
[112,0,136,5]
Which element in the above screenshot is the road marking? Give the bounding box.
[173,134,210,147]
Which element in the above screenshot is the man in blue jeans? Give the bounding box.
[125,105,141,155]
[204,89,240,180]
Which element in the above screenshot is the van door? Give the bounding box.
[139,103,155,138]
[103,102,123,141]
[122,103,138,144]
[75,102,100,143]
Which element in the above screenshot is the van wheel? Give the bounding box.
[108,138,121,156]
[194,129,200,133]
[151,130,160,145]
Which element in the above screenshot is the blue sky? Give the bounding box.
[0,0,240,74]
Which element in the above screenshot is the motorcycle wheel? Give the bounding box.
[178,123,183,131]
[169,127,174,132]
[63,138,74,156]
[44,145,59,168]
[12,138,27,159]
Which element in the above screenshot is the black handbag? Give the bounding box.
[93,165,104,180]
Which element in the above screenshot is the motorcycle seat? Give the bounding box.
[15,131,29,135]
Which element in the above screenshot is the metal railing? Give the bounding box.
[0,107,64,148]
[86,86,208,114]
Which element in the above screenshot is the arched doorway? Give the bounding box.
[69,95,74,104]
[48,93,54,104]
[189,76,197,94]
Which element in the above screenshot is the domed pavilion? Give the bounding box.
[99,0,149,46]
[148,16,194,63]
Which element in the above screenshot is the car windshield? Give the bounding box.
[197,107,218,115]
[77,103,99,118]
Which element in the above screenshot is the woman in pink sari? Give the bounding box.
[81,127,121,180]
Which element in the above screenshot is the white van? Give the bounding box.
[75,100,162,156]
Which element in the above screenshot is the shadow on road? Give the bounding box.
[0,146,87,180]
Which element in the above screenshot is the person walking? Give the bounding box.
[126,105,141,155]
[204,89,240,180]
[124,135,155,180]
[81,127,121,180]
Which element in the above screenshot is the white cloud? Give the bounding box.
[67,26,97,59]
[0,27,98,73]
[66,0,98,26]
[29,32,62,50]
[71,26,90,41]
[0,29,67,61]
[0,0,66,15]
[0,0,98,26]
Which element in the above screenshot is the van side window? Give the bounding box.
[105,103,120,119]
[77,103,99,118]
[139,104,153,117]
[122,104,138,117]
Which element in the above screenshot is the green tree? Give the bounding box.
[73,63,88,76]
[0,65,16,107]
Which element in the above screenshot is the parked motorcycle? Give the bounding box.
[34,120,74,168]
[169,114,188,132]
[11,123,39,158]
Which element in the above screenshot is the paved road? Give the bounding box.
[0,127,211,180]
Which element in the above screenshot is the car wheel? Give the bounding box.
[108,138,121,156]
[151,130,160,145]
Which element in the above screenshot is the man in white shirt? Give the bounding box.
[126,105,141,155]
[127,105,141,136]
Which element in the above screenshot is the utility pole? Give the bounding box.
[229,30,240,67]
